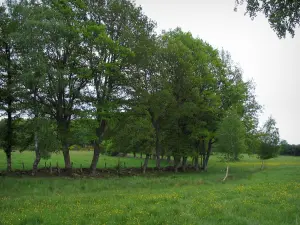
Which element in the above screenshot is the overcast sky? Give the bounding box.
[134,0,300,144]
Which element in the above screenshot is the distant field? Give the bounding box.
[0,151,300,225]
[0,151,170,171]
[1,150,299,171]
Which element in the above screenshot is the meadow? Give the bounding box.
[0,151,300,225]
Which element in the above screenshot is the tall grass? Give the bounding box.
[0,150,300,225]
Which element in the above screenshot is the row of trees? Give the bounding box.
[280,140,300,156]
[0,0,281,174]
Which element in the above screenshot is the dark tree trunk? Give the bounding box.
[200,154,203,169]
[151,118,162,169]
[155,124,161,169]
[182,156,188,172]
[174,156,181,173]
[194,156,199,171]
[90,119,106,174]
[133,152,136,158]
[203,139,213,171]
[143,154,150,174]
[90,141,100,174]
[5,94,13,172]
[32,92,41,175]
[6,151,12,172]
[5,112,13,172]
[32,132,41,175]
[200,139,205,170]
[234,152,239,161]
[156,155,161,169]
[63,148,71,169]
[167,155,171,163]
[32,152,41,175]
[5,43,13,172]
[140,152,143,158]
[57,119,71,170]
[5,106,13,172]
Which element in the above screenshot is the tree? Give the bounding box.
[13,0,94,170]
[0,2,22,171]
[159,28,225,172]
[8,1,63,174]
[129,35,172,169]
[258,116,280,169]
[215,108,247,182]
[15,118,60,174]
[216,108,247,161]
[69,118,97,148]
[85,0,156,174]
[279,139,289,155]
[235,0,300,38]
[111,110,155,173]
[279,140,300,156]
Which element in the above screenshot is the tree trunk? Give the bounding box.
[133,152,136,158]
[200,154,203,169]
[32,152,41,175]
[140,152,143,158]
[57,119,71,170]
[154,123,161,169]
[5,101,13,172]
[32,91,41,176]
[182,156,188,172]
[174,156,181,173]
[143,154,150,174]
[32,132,41,175]
[167,155,171,163]
[90,141,100,174]
[261,160,264,170]
[234,151,239,161]
[90,119,106,174]
[63,148,71,169]
[222,165,229,182]
[6,151,12,172]
[203,139,213,171]
[156,154,161,169]
[5,43,13,172]
[200,139,205,170]
[194,156,199,171]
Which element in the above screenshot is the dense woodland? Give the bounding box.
[0,0,291,175]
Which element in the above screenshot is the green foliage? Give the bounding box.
[0,0,268,171]
[70,118,97,147]
[279,141,300,156]
[257,116,280,160]
[0,118,60,159]
[216,108,247,161]
[160,29,223,158]
[112,111,155,155]
[235,0,300,38]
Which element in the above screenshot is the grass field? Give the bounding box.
[0,151,170,170]
[0,151,300,225]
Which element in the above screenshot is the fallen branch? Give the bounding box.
[222,165,229,182]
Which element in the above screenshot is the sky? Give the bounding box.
[134,0,300,144]
[1,0,299,144]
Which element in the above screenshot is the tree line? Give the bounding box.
[0,0,282,174]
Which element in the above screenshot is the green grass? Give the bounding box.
[0,151,169,170]
[0,151,300,225]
